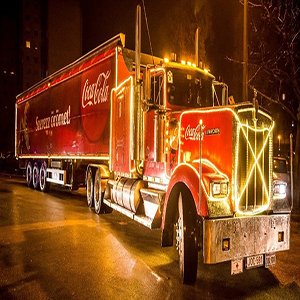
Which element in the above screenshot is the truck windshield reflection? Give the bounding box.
[167,68,213,108]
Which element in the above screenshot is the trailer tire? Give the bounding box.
[32,162,40,190]
[26,161,33,188]
[39,162,49,192]
[175,192,198,284]
[86,167,94,208]
[94,169,104,214]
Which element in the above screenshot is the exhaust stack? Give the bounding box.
[133,4,143,174]
[195,27,199,66]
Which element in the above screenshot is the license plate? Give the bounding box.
[53,172,58,180]
[246,254,264,269]
[265,253,276,268]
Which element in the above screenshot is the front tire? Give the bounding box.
[94,169,103,214]
[86,167,94,208]
[175,193,198,284]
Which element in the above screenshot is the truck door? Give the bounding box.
[110,78,134,175]
[144,70,167,180]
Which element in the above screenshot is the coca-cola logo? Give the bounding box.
[81,70,111,109]
[184,124,220,141]
[185,124,201,141]
[80,59,114,143]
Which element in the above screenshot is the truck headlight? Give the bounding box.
[211,182,228,198]
[273,182,287,199]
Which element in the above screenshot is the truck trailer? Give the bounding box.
[15,7,291,284]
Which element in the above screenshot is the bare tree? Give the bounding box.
[246,0,300,209]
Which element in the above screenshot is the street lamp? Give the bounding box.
[278,135,281,152]
[243,0,248,102]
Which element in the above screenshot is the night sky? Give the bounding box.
[82,0,244,105]
[0,0,244,153]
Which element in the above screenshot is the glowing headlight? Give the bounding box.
[211,182,228,197]
[273,182,287,197]
[212,183,221,195]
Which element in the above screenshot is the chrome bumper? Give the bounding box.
[203,214,290,264]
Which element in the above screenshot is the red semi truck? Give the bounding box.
[15,12,291,283]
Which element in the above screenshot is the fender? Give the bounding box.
[162,163,208,230]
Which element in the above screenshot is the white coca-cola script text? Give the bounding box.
[81,70,111,109]
[185,124,202,141]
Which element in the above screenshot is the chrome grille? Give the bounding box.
[234,108,273,215]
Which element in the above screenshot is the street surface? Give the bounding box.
[0,175,299,299]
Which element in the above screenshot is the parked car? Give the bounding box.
[272,156,291,212]
[0,151,23,175]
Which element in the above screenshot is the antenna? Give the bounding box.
[142,0,154,65]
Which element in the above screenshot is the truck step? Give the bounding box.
[103,199,161,229]
[140,188,165,204]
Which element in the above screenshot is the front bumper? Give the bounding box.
[203,214,290,264]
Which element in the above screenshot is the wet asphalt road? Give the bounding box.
[0,175,299,299]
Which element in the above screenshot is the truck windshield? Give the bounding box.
[167,68,213,108]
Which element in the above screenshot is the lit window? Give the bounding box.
[26,41,31,48]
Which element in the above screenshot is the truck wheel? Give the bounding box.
[175,193,198,284]
[39,162,49,192]
[26,161,33,188]
[32,162,40,190]
[86,167,94,208]
[94,169,103,214]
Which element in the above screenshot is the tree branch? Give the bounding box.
[249,85,297,121]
